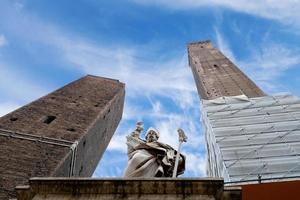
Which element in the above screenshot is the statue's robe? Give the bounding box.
[124,135,185,177]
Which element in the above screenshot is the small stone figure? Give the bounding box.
[124,122,186,178]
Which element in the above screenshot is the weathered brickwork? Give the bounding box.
[188,41,265,100]
[0,75,125,199]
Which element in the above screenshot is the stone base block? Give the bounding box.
[16,178,241,200]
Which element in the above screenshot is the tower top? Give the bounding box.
[188,40,213,49]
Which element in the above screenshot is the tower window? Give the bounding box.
[43,116,56,124]
[67,128,76,132]
[10,117,18,121]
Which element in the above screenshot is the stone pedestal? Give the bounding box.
[16,178,241,200]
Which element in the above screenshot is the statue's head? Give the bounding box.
[145,127,159,142]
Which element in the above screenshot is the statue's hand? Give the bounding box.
[130,131,140,138]
[130,121,144,138]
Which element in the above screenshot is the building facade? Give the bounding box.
[0,75,125,199]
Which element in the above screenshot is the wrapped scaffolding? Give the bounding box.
[201,94,300,184]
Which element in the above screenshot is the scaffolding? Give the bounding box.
[201,94,300,183]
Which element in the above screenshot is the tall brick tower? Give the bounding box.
[0,75,125,199]
[188,41,265,100]
[188,41,300,184]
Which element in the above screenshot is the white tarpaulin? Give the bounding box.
[201,94,300,183]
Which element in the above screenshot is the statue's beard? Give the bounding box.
[146,136,157,143]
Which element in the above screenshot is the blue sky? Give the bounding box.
[1,0,300,177]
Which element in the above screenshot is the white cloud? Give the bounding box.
[14,1,24,11]
[183,151,207,177]
[0,62,48,102]
[59,39,197,98]
[93,152,128,177]
[131,0,300,28]
[214,29,300,94]
[214,28,236,63]
[246,43,300,73]
[0,34,7,47]
[0,102,21,117]
[238,43,300,93]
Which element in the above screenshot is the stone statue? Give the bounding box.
[124,122,186,178]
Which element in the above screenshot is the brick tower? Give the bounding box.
[0,75,125,199]
[188,41,300,184]
[188,40,265,100]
